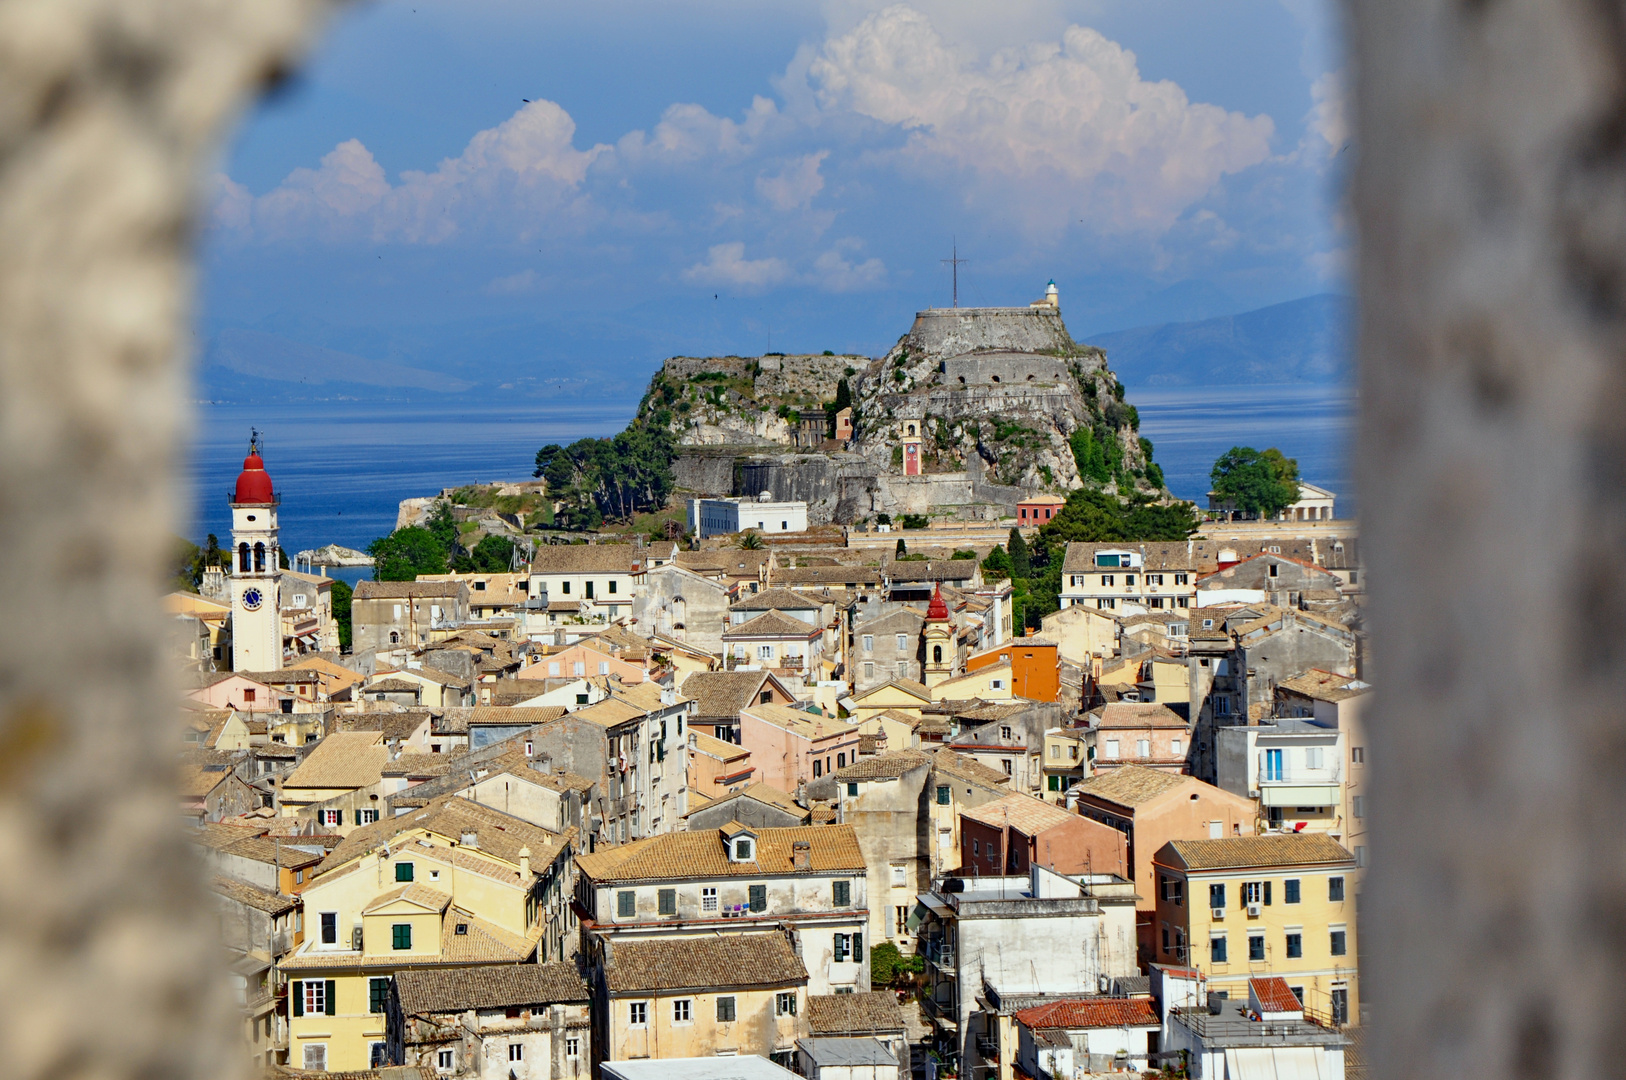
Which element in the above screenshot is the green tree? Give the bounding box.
[171,535,202,592]
[368,526,449,581]
[900,513,929,530]
[735,531,765,550]
[533,421,677,527]
[896,537,907,558]
[1036,489,1199,547]
[981,545,1012,580]
[1210,446,1300,518]
[455,533,516,572]
[834,377,852,412]
[950,549,978,560]
[1008,528,1031,578]
[331,579,353,650]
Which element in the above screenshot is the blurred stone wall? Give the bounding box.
[0,2,332,1077]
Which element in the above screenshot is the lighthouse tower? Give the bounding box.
[230,435,282,672]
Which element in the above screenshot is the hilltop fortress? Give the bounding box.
[638,283,1166,526]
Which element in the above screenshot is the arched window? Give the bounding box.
[238,543,250,572]
[253,543,265,572]
[389,631,400,644]
[933,644,943,664]
[907,424,916,436]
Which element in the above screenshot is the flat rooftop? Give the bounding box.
[602,1057,801,1080]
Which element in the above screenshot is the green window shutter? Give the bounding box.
[853,932,863,963]
[324,980,337,1016]
[393,923,412,950]
[292,981,303,1017]
[1264,881,1272,905]
[396,862,414,883]
[618,890,635,918]
[749,884,767,912]
[370,977,390,1014]
[658,889,676,916]
[937,786,950,806]
[833,881,850,907]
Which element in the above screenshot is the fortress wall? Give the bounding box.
[673,449,744,495]
[943,353,1076,385]
[904,306,1076,357]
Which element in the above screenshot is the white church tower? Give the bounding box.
[229,434,282,672]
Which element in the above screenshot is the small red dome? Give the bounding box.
[233,452,275,504]
[927,582,949,621]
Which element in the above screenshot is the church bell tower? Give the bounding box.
[923,583,955,688]
[230,433,282,672]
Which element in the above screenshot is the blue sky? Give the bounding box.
[199,0,1346,387]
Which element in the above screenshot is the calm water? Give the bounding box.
[185,384,1356,559]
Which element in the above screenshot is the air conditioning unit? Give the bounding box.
[1211,907,1225,921]
[352,926,364,950]
[1247,903,1262,918]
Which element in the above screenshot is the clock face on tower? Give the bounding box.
[242,587,264,611]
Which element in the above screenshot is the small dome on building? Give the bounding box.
[927,582,950,621]
[234,450,274,504]
[757,490,774,502]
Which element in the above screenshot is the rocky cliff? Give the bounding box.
[636,293,1170,521]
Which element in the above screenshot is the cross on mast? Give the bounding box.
[941,240,968,308]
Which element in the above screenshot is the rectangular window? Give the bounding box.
[1104,739,1119,758]
[1125,574,1136,586]
[673,999,692,1023]
[438,1049,454,1071]
[758,644,774,660]
[609,580,618,594]
[813,759,823,778]
[776,992,797,1017]
[847,781,858,796]
[716,996,736,1022]
[1329,876,1346,902]
[395,862,414,883]
[549,662,560,676]
[1211,935,1227,963]
[357,808,379,824]
[369,977,390,1014]
[321,809,342,827]
[1172,738,1183,756]
[1330,928,1348,956]
[618,890,636,918]
[837,752,846,768]
[508,1044,524,1062]
[320,912,337,945]
[896,635,908,651]
[1243,881,1263,905]
[863,635,873,653]
[658,888,676,916]
[392,923,412,950]
[1264,748,1283,781]
[834,880,851,907]
[863,662,874,679]
[302,980,325,1016]
[566,1038,580,1058]
[629,1002,647,1026]
[1209,883,1226,909]
[1285,932,1303,959]
[702,886,718,913]
[1285,879,1301,904]
[749,884,767,912]
[1306,747,1324,770]
[304,1045,327,1071]
[1352,746,1365,764]
[1353,795,1366,819]
[1249,934,1266,961]
[936,785,950,805]
[1355,845,1367,867]
[1136,739,1150,757]
[1101,575,1114,586]
[896,906,909,935]
[600,661,610,675]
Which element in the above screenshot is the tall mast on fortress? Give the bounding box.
[941,240,968,308]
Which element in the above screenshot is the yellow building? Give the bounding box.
[928,662,1015,702]
[1040,727,1086,797]
[279,796,574,1072]
[847,678,932,725]
[1150,835,1359,1026]
[595,933,809,1067]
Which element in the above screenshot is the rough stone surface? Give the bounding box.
[0,1,333,1077]
[1352,2,1626,1078]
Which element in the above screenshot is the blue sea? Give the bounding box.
[184,384,1356,568]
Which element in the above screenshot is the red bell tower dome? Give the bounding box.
[233,438,275,505]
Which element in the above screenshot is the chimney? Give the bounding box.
[792,839,811,870]
[519,845,532,879]
[460,830,478,848]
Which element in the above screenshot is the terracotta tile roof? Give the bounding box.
[961,793,1076,836]
[1072,764,1189,808]
[830,750,931,781]
[1278,669,1372,702]
[380,754,452,779]
[731,587,826,612]
[354,581,465,599]
[436,908,534,963]
[211,876,296,916]
[689,731,749,759]
[851,678,932,704]
[682,671,779,719]
[365,678,424,694]
[771,565,884,586]
[806,991,907,1035]
[340,712,432,741]
[529,544,648,574]
[1250,976,1303,1013]
[363,883,452,914]
[603,932,808,993]
[576,823,865,883]
[1163,834,1354,871]
[743,703,858,740]
[178,762,235,799]
[724,609,822,639]
[1096,702,1188,730]
[284,731,388,790]
[1013,998,1159,1030]
[930,749,1011,788]
[395,961,588,1015]
[390,667,471,688]
[316,796,568,880]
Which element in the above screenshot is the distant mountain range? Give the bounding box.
[1086,294,1352,387]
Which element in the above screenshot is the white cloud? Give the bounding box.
[805,5,1275,231]
[757,151,829,210]
[681,242,793,290]
[1306,70,1348,160]
[226,101,607,243]
[809,241,886,291]
[618,96,781,164]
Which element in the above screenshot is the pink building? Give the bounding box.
[1091,702,1191,773]
[739,702,861,791]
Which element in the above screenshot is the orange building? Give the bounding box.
[965,641,1061,702]
[1017,493,1066,525]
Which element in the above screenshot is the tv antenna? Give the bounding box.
[941,240,968,308]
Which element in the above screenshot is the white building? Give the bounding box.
[1208,481,1337,522]
[229,438,282,672]
[1216,718,1350,839]
[690,494,809,539]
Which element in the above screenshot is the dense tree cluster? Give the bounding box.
[534,421,676,529]
[1210,446,1300,518]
